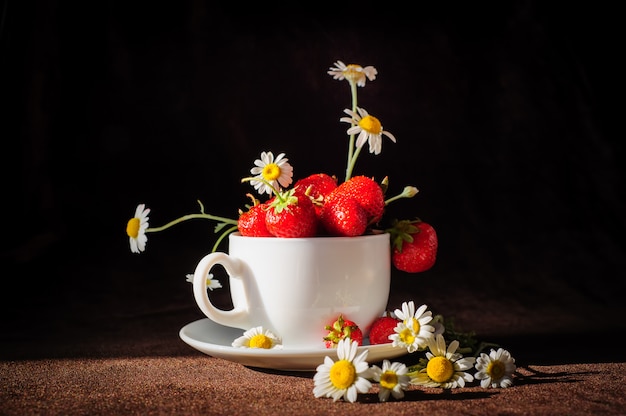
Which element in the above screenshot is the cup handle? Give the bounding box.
[192,252,251,329]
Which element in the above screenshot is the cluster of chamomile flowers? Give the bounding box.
[319,301,517,403]
[230,300,517,403]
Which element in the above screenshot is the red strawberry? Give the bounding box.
[334,175,385,224]
[323,314,363,348]
[389,219,438,273]
[319,192,368,236]
[368,314,401,345]
[238,194,273,237]
[265,188,318,238]
[294,173,338,216]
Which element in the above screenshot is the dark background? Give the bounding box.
[1,1,624,360]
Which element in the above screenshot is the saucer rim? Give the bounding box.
[179,318,409,371]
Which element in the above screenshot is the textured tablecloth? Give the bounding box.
[2,251,625,416]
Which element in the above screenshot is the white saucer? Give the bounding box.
[179,318,409,371]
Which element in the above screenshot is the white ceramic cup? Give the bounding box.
[192,232,391,348]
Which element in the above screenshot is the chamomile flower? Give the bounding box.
[185,273,222,291]
[313,338,373,403]
[410,334,476,389]
[370,359,411,402]
[474,348,516,388]
[327,61,378,87]
[389,301,435,353]
[340,107,396,155]
[126,204,150,253]
[249,151,293,196]
[231,326,282,349]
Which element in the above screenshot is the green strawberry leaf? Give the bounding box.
[269,188,298,214]
[386,218,422,252]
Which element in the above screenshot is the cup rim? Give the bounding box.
[229,231,390,242]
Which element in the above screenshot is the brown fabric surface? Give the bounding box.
[2,260,626,416]
[2,359,625,416]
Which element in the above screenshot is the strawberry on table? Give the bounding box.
[323,314,363,348]
[388,219,438,273]
[368,313,401,345]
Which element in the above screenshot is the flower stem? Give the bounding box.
[345,145,363,183]
[212,224,239,252]
[146,199,237,233]
[345,80,359,183]
[345,134,356,183]
[384,186,419,205]
[146,213,238,233]
[241,177,283,201]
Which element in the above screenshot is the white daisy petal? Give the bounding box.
[382,130,397,143]
[447,339,460,355]
[346,125,361,136]
[353,377,372,394]
[355,130,369,148]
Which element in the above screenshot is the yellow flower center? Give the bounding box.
[249,334,273,349]
[406,317,420,334]
[126,218,140,238]
[329,360,356,390]
[343,64,365,83]
[426,356,454,383]
[358,115,382,134]
[262,163,281,181]
[399,327,415,346]
[487,360,506,380]
[379,371,398,390]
